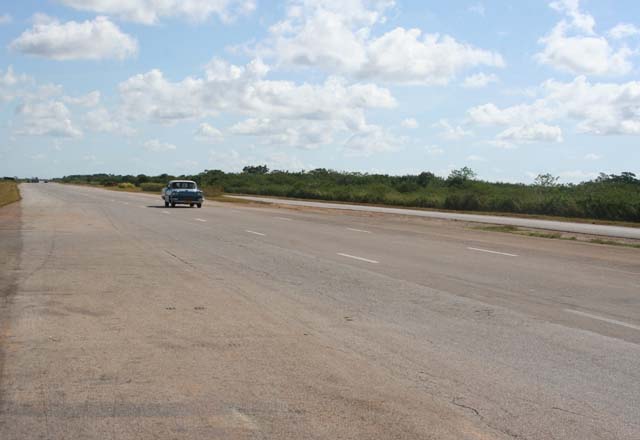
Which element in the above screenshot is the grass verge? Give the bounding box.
[0,181,20,207]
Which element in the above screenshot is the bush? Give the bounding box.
[140,182,164,192]
[117,182,136,189]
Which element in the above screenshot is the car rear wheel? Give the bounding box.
[171,202,176,208]
[189,203,194,208]
[197,203,202,208]
[164,201,169,207]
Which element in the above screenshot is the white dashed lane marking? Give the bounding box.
[337,253,379,264]
[467,247,518,257]
[564,309,640,331]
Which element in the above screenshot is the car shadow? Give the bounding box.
[146,205,198,209]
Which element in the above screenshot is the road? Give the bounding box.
[227,195,640,240]
[0,183,639,439]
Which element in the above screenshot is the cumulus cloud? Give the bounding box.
[0,66,31,102]
[0,14,12,25]
[63,91,101,107]
[462,72,498,88]
[57,0,256,25]
[195,122,224,142]
[118,58,397,154]
[14,100,83,138]
[401,118,418,128]
[584,153,601,160]
[256,0,504,85]
[536,1,634,76]
[10,16,137,60]
[434,119,472,140]
[608,23,640,40]
[84,107,135,135]
[143,139,177,152]
[496,123,563,146]
[468,76,640,144]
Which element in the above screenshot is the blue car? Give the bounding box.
[161,180,204,208]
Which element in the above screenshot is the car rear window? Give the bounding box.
[171,182,196,189]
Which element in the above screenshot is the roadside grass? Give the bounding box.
[475,224,639,248]
[0,181,21,207]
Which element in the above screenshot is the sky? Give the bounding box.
[0,0,639,182]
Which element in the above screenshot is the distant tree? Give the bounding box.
[417,171,437,186]
[446,167,476,186]
[533,173,560,187]
[242,165,269,174]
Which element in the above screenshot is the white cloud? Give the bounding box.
[462,72,498,88]
[14,100,83,138]
[57,0,256,25]
[434,119,472,140]
[195,122,224,142]
[0,14,12,25]
[466,154,486,162]
[84,107,135,135]
[496,123,563,145]
[230,118,338,149]
[401,118,418,129]
[584,153,601,160]
[63,91,101,107]
[143,139,177,152]
[469,76,640,143]
[10,16,137,60]
[257,0,504,85]
[118,58,397,155]
[536,1,633,76]
[608,23,640,40]
[0,66,31,102]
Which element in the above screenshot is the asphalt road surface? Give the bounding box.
[1,183,639,439]
[228,195,640,240]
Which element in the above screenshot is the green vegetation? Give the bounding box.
[140,182,165,192]
[55,167,640,223]
[0,179,21,207]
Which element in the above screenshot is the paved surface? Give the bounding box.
[227,195,640,240]
[0,183,639,439]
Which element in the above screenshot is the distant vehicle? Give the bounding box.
[161,180,204,208]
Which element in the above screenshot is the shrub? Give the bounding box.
[117,182,136,189]
[140,182,165,192]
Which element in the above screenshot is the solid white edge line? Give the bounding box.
[347,227,372,234]
[564,309,640,331]
[337,253,379,264]
[275,217,292,221]
[246,230,266,236]
[195,218,207,222]
[162,210,170,214]
[467,247,518,257]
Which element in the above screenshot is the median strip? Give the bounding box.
[337,253,379,264]
[467,247,518,257]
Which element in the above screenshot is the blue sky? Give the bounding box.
[1,0,639,182]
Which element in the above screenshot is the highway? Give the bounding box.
[228,195,640,240]
[0,183,639,439]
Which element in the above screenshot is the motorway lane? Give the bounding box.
[1,183,639,439]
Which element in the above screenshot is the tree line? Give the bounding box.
[56,167,640,222]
